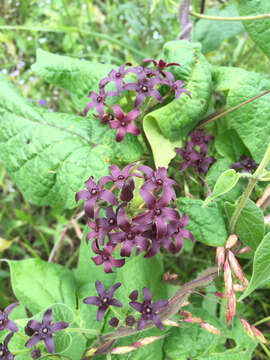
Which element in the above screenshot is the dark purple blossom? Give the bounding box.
[91,240,125,273]
[129,287,168,330]
[110,208,149,257]
[25,309,68,354]
[189,129,214,153]
[192,154,216,175]
[0,303,19,332]
[99,63,131,93]
[0,333,14,360]
[109,317,119,328]
[30,349,41,359]
[139,166,177,201]
[169,80,191,99]
[143,58,180,77]
[125,315,135,326]
[129,290,139,301]
[124,77,163,108]
[109,104,140,142]
[133,189,179,239]
[84,87,115,118]
[75,175,118,219]
[175,141,201,172]
[83,281,122,322]
[120,178,135,202]
[108,163,141,189]
[231,155,258,173]
[166,214,194,254]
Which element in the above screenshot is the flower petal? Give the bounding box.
[107,283,122,298]
[113,104,125,121]
[127,123,140,136]
[44,334,55,354]
[152,314,163,330]
[95,281,106,298]
[142,287,152,303]
[4,302,19,315]
[110,299,123,308]
[137,316,147,330]
[139,189,156,209]
[83,296,101,306]
[151,300,168,312]
[50,321,69,333]
[116,127,126,142]
[25,334,41,348]
[5,320,18,332]
[129,301,143,313]
[97,307,106,322]
[42,309,52,326]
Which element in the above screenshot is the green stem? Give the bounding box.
[229,143,270,234]
[189,10,270,21]
[0,25,145,58]
[253,316,270,327]
[197,89,270,129]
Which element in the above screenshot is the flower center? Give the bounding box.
[97,96,103,102]
[103,255,109,261]
[154,208,162,216]
[118,175,125,180]
[91,188,98,195]
[42,327,48,334]
[127,232,134,240]
[0,349,4,356]
[0,320,4,326]
[95,226,99,232]
[103,297,109,304]
[109,218,115,225]
[195,136,200,142]
[115,72,121,78]
[141,85,148,92]
[108,114,114,121]
[145,306,152,314]
[156,179,163,186]
[184,154,190,161]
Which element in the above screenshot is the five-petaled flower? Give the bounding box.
[83,281,122,321]
[91,240,125,273]
[129,287,168,330]
[109,104,140,142]
[99,63,131,94]
[0,303,19,333]
[231,155,258,173]
[0,333,14,360]
[25,309,68,354]
[143,58,180,77]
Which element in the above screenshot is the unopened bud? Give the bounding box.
[240,318,254,340]
[216,247,225,275]
[132,336,162,347]
[226,234,238,249]
[224,259,233,297]
[85,348,98,357]
[251,325,267,344]
[228,250,249,287]
[225,305,231,326]
[111,346,137,354]
[213,292,225,298]
[183,317,202,324]
[237,246,251,255]
[162,271,178,282]
[200,323,222,336]
[233,284,245,292]
[178,310,192,318]
[227,291,236,319]
[162,319,179,327]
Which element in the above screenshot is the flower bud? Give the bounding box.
[213,292,225,299]
[228,250,249,287]
[240,318,254,340]
[251,325,267,344]
[182,317,202,324]
[224,258,233,298]
[237,246,251,255]
[132,336,162,347]
[200,323,222,336]
[111,346,137,354]
[162,319,179,327]
[216,247,225,275]
[225,305,231,326]
[178,310,192,318]
[109,317,119,328]
[233,284,245,292]
[225,234,238,249]
[227,291,236,319]
[125,315,135,327]
[162,272,178,282]
[129,290,138,301]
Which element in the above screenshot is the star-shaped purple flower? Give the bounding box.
[231,155,258,173]
[83,281,122,322]
[0,303,19,333]
[91,240,125,273]
[108,163,141,189]
[75,175,118,219]
[99,63,131,94]
[84,87,108,117]
[129,287,168,330]
[0,333,14,360]
[166,214,194,254]
[109,208,149,257]
[189,130,214,154]
[192,154,216,175]
[175,142,201,172]
[124,77,163,108]
[109,104,140,142]
[25,309,68,354]
[143,58,180,76]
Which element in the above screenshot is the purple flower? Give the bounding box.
[139,166,177,201]
[84,87,113,117]
[108,163,141,189]
[231,155,258,173]
[143,58,180,77]
[125,315,135,326]
[192,154,216,175]
[189,130,214,154]
[129,290,139,301]
[169,80,191,99]
[0,333,14,360]
[83,281,122,322]
[142,223,166,258]
[109,208,149,257]
[166,214,194,254]
[120,177,135,202]
[133,189,179,239]
[109,317,119,328]
[99,63,131,93]
[38,99,46,106]
[91,240,125,273]
[109,105,140,142]
[25,309,68,354]
[175,142,201,172]
[129,287,168,330]
[75,175,118,219]
[0,303,19,332]
[124,77,163,108]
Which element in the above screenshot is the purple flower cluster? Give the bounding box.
[84,59,190,142]
[231,155,258,173]
[0,302,19,359]
[175,130,215,175]
[83,281,168,331]
[76,163,193,273]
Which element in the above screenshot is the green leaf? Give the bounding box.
[144,40,212,145]
[237,0,270,59]
[178,198,227,247]
[206,159,244,204]
[32,49,112,110]
[0,74,142,208]
[163,308,224,359]
[225,199,265,250]
[212,66,249,94]
[215,130,246,161]
[240,232,270,299]
[203,169,240,207]
[193,3,244,54]
[6,258,77,313]
[225,71,270,162]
